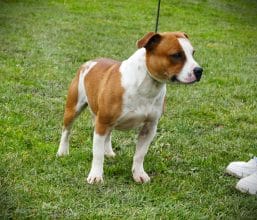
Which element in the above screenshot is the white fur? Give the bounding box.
[104,133,116,157]
[56,128,70,156]
[87,132,107,184]
[117,48,166,130]
[177,38,200,83]
[132,121,157,183]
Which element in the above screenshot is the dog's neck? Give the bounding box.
[120,48,165,98]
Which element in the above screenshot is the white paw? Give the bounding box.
[104,151,116,158]
[56,149,69,157]
[87,171,103,184]
[133,170,151,183]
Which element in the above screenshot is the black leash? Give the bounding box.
[155,0,161,33]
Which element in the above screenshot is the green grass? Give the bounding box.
[1,0,257,218]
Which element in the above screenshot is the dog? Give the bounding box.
[56,32,203,184]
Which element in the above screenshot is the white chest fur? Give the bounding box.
[115,48,166,130]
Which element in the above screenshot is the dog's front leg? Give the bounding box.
[87,130,108,184]
[132,121,157,183]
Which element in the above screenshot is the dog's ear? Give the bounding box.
[137,32,162,51]
[183,32,189,39]
[173,32,189,39]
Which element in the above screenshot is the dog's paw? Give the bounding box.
[56,149,69,157]
[104,144,116,158]
[104,151,116,158]
[87,172,104,184]
[133,171,150,183]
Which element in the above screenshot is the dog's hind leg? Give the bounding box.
[57,62,96,156]
[57,75,82,156]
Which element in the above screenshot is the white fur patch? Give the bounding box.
[132,122,157,183]
[56,128,70,156]
[87,132,106,184]
[177,38,200,83]
[117,48,166,130]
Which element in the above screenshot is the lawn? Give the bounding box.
[0,0,257,218]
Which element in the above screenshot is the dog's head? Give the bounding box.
[137,32,203,84]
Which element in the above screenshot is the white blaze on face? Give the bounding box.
[176,38,200,83]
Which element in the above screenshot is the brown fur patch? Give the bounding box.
[63,66,86,128]
[136,32,156,48]
[85,58,124,135]
[145,32,187,81]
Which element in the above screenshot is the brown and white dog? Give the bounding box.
[57,32,203,184]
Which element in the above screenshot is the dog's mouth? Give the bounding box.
[171,75,178,82]
[170,75,197,84]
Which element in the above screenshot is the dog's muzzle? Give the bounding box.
[171,66,203,84]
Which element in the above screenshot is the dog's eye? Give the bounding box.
[170,52,183,61]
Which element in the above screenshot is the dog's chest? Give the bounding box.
[113,48,166,130]
[114,86,165,130]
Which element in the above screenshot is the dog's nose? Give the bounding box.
[193,67,203,81]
